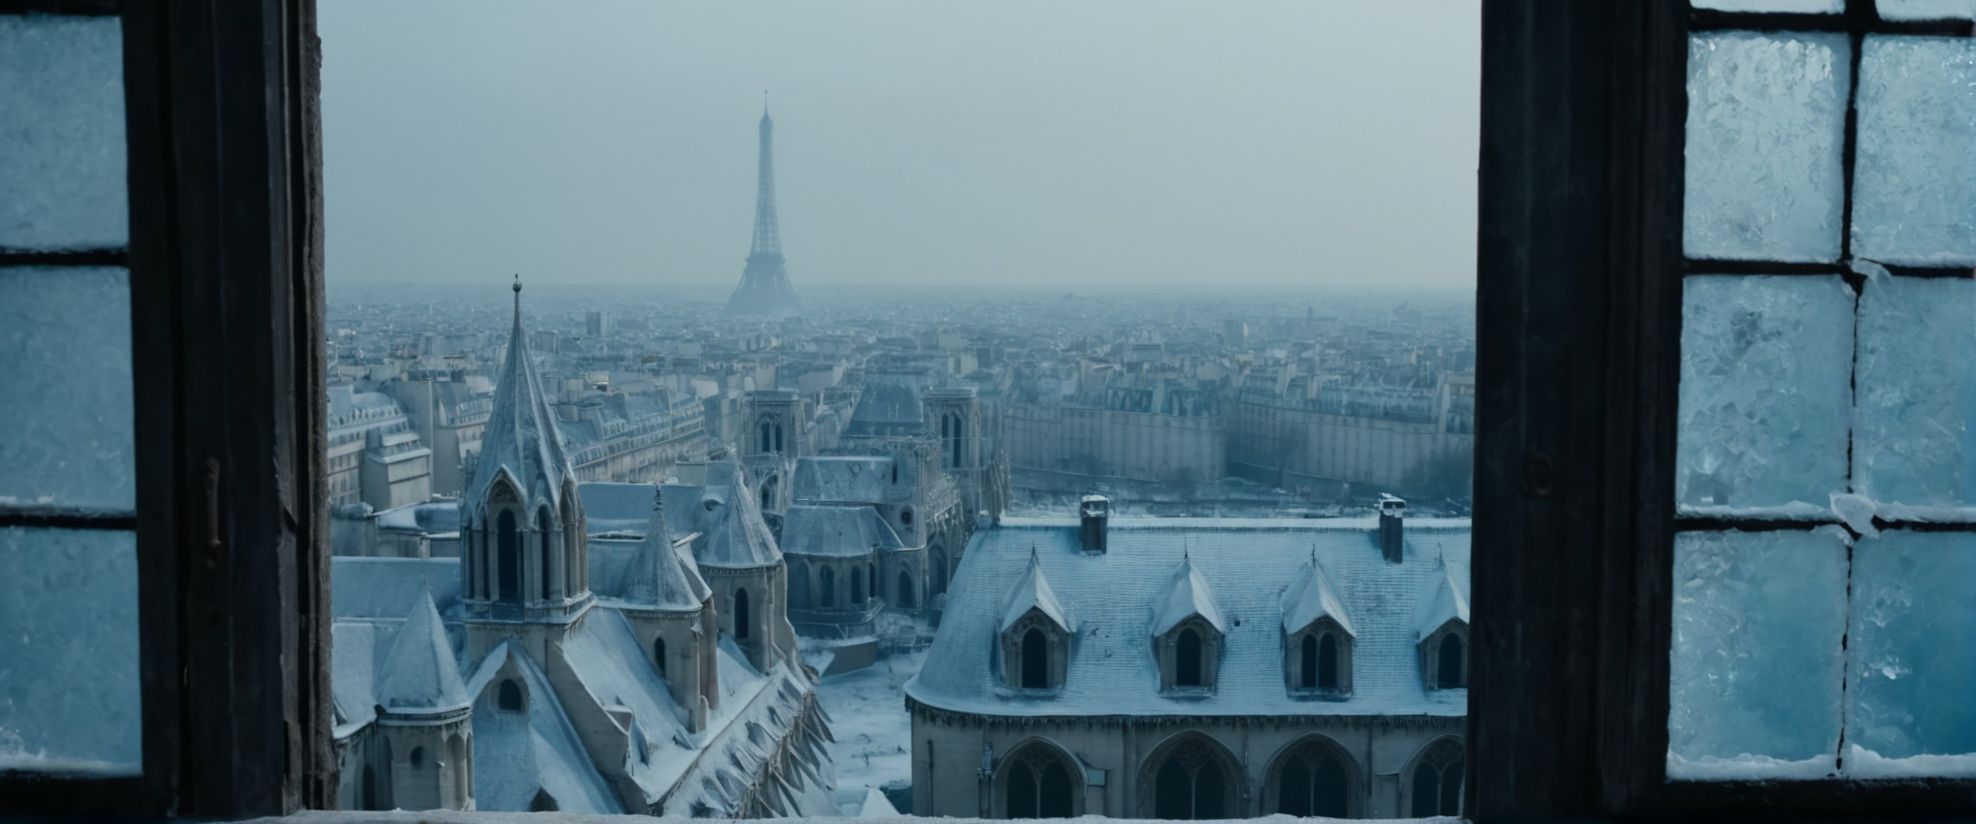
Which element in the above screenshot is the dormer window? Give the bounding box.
[1413,561,1470,691]
[1282,554,1355,697]
[1000,549,1071,691]
[497,679,524,712]
[1154,554,1225,693]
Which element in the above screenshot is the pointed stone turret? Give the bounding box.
[1152,551,1224,636]
[625,487,712,611]
[467,275,578,513]
[1000,547,1068,633]
[376,585,470,715]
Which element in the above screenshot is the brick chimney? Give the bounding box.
[1079,494,1110,554]
[1378,494,1406,564]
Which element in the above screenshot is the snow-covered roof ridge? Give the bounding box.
[1151,548,1225,636]
[374,583,471,715]
[464,277,579,515]
[623,485,711,610]
[1281,548,1354,637]
[999,546,1069,633]
[1411,555,1470,639]
[687,459,783,569]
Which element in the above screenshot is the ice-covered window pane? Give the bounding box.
[1676,276,1853,515]
[1845,530,1976,778]
[1684,32,1849,262]
[1668,529,1847,780]
[0,16,128,251]
[1852,276,1976,514]
[1877,0,1976,20]
[0,268,134,511]
[1692,0,1844,10]
[1852,36,1976,266]
[0,526,140,775]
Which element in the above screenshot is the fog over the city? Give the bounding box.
[321,0,1479,291]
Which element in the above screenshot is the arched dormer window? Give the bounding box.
[1282,553,1355,697]
[1301,634,1320,687]
[1155,555,1224,693]
[1000,550,1070,690]
[1318,633,1340,689]
[1438,633,1466,689]
[1413,562,1470,691]
[1176,627,1204,686]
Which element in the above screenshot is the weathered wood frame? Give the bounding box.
[1475,0,1976,817]
[0,0,328,816]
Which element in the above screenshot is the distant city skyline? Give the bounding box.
[320,1,1479,290]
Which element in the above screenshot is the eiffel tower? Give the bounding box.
[725,101,802,317]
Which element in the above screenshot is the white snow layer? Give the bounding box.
[999,549,1069,633]
[1280,555,1354,637]
[1150,553,1225,636]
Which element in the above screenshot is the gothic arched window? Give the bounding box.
[1409,738,1465,817]
[1318,633,1340,690]
[930,546,949,597]
[538,508,555,601]
[1151,738,1230,820]
[497,509,520,603]
[1021,628,1049,689]
[897,571,915,608]
[820,566,837,609]
[1001,743,1076,818]
[654,636,667,679]
[733,588,751,640]
[1176,628,1204,687]
[1271,738,1355,817]
[1300,634,1319,689]
[851,570,865,604]
[1438,633,1465,689]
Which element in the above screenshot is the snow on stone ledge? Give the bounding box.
[1847,745,1976,779]
[1666,751,1839,781]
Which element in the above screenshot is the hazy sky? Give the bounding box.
[320,1,1479,291]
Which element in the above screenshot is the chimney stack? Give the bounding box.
[1378,494,1406,564]
[1079,494,1110,554]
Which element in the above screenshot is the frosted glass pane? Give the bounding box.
[0,526,140,775]
[1845,531,1976,778]
[0,268,134,511]
[1693,0,1843,9]
[1853,276,1976,515]
[1676,276,1853,515]
[1852,36,1976,266]
[1668,529,1847,780]
[1684,33,1849,262]
[1878,0,1976,20]
[0,16,128,250]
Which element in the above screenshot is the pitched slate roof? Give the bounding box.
[907,516,1470,719]
[790,456,897,505]
[779,503,905,558]
[665,459,782,569]
[374,585,471,715]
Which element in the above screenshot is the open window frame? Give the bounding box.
[1474,0,1976,817]
[0,0,330,816]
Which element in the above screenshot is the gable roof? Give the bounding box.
[667,459,782,569]
[1150,552,1225,636]
[1411,559,1471,639]
[779,503,905,557]
[1281,553,1355,637]
[999,548,1069,633]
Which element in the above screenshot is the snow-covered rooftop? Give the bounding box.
[907,517,1470,718]
[465,281,579,515]
[780,503,905,558]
